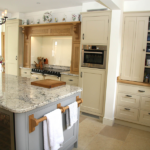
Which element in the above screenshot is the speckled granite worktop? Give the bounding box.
[0,74,82,113]
[61,71,79,77]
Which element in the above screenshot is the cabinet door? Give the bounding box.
[70,43,80,74]
[131,17,148,82]
[121,17,136,80]
[79,69,105,115]
[5,22,19,76]
[139,110,150,126]
[81,16,109,45]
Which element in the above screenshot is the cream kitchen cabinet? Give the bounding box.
[44,75,60,81]
[81,11,110,45]
[30,73,44,81]
[115,83,150,127]
[121,16,148,82]
[61,74,79,86]
[5,19,23,76]
[20,68,31,78]
[79,68,105,116]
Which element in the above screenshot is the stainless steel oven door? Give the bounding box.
[81,50,107,69]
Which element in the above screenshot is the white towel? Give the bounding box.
[68,102,78,129]
[43,109,64,150]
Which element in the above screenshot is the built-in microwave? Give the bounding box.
[81,45,107,69]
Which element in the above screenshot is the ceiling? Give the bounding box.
[0,0,96,13]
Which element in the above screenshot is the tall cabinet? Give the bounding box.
[79,11,111,117]
[121,16,148,82]
[5,19,23,76]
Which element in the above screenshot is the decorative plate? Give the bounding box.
[43,12,52,23]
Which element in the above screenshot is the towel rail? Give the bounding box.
[29,96,83,133]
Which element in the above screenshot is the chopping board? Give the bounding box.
[31,79,66,88]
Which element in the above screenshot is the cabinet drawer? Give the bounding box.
[139,110,150,126]
[141,97,150,111]
[118,84,150,96]
[116,106,138,121]
[117,93,140,108]
[61,75,78,86]
[21,74,31,78]
[44,75,60,81]
[21,69,31,76]
[31,74,44,81]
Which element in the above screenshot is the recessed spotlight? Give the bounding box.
[37,2,40,4]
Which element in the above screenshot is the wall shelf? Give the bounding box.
[146,52,150,54]
[147,41,150,43]
[117,77,150,87]
[148,30,150,32]
[145,66,150,68]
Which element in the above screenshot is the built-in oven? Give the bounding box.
[81,45,107,69]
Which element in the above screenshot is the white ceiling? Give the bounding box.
[0,0,96,13]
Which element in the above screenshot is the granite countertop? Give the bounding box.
[20,67,32,69]
[61,71,79,77]
[0,74,82,113]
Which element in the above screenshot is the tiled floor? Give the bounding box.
[73,115,150,150]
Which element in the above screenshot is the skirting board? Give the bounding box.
[115,119,150,132]
[103,117,114,126]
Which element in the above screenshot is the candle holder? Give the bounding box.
[0,16,8,25]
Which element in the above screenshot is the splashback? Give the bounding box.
[31,36,72,67]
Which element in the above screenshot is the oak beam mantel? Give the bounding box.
[20,21,81,74]
[19,21,81,27]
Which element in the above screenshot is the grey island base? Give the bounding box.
[0,74,82,150]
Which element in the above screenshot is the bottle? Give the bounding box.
[145,75,149,83]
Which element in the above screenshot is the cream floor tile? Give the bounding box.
[85,134,125,150]
[78,127,96,149]
[79,118,106,134]
[72,148,84,150]
[79,115,87,123]
[123,133,150,150]
[129,128,150,139]
[100,124,130,141]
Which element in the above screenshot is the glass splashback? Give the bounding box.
[31,36,72,67]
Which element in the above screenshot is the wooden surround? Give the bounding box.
[19,22,81,74]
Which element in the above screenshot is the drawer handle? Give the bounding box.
[24,72,27,74]
[126,95,132,97]
[148,113,150,115]
[138,90,145,93]
[69,79,73,81]
[36,78,39,79]
[124,108,130,111]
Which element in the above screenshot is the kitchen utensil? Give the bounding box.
[31,79,66,88]
[44,58,48,64]
[34,61,37,64]
[39,61,43,69]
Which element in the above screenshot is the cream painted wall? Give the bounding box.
[124,0,150,12]
[82,1,106,12]
[103,10,123,125]
[31,36,72,66]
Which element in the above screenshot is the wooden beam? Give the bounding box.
[19,21,81,28]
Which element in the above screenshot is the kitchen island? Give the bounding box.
[0,74,82,150]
